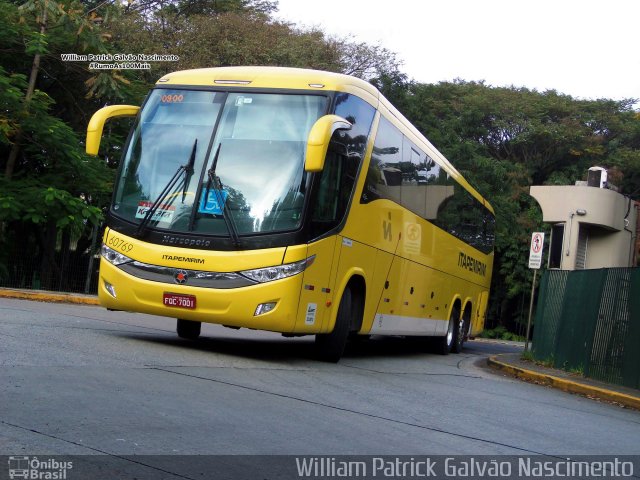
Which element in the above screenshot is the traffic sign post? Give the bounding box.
[528,232,544,269]
[525,232,545,351]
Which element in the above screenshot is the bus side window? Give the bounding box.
[434,182,495,254]
[361,116,403,204]
[310,145,358,235]
[400,137,426,218]
[333,93,375,159]
[309,94,375,237]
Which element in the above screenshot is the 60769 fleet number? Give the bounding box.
[107,235,134,253]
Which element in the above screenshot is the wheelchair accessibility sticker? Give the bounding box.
[198,189,228,215]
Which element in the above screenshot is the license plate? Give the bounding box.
[163,292,196,310]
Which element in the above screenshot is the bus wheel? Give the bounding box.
[177,319,201,340]
[315,287,352,363]
[436,307,460,355]
[451,316,465,354]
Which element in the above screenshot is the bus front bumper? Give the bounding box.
[98,259,304,333]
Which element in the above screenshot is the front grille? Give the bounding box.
[118,261,256,289]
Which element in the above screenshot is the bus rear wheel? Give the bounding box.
[177,319,201,340]
[315,287,353,363]
[436,307,460,355]
[451,317,465,354]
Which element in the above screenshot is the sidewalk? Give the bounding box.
[0,287,99,305]
[488,352,640,410]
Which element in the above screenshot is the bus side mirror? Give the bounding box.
[304,115,352,172]
[86,105,140,156]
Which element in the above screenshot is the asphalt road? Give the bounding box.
[1,298,638,469]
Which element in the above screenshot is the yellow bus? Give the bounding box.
[87,66,495,361]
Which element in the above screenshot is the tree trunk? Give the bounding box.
[5,3,48,179]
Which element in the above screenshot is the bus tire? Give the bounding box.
[451,316,465,354]
[315,287,352,362]
[177,319,201,340]
[452,306,472,354]
[436,307,460,355]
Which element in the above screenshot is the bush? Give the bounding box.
[479,326,525,342]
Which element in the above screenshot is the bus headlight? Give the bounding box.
[240,255,315,284]
[101,244,133,266]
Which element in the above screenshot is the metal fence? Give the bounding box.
[532,268,640,389]
[0,225,102,295]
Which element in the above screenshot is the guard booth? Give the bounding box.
[530,167,638,270]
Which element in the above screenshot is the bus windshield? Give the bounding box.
[113,89,328,236]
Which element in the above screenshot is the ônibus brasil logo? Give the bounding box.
[8,456,73,479]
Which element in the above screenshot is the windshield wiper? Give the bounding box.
[200,143,241,248]
[136,139,197,237]
[182,140,197,203]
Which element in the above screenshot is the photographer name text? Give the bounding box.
[62,53,179,62]
[295,457,634,478]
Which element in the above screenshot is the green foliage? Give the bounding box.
[1,184,101,228]
[521,349,535,362]
[524,352,555,368]
[478,326,507,339]
[568,365,585,376]
[24,31,49,56]
[0,0,120,290]
[0,69,27,144]
[479,326,525,342]
[106,2,400,82]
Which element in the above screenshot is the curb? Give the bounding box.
[488,354,640,410]
[0,288,99,306]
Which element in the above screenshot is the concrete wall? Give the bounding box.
[586,227,635,269]
[530,185,637,270]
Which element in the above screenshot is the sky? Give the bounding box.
[274,0,639,105]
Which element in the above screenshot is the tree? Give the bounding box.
[106,1,401,81]
[0,0,120,289]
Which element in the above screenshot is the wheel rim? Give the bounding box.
[446,319,454,346]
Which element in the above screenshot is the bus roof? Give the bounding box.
[156,66,494,215]
[157,66,380,99]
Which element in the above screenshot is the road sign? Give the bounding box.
[526,231,545,351]
[528,232,545,269]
